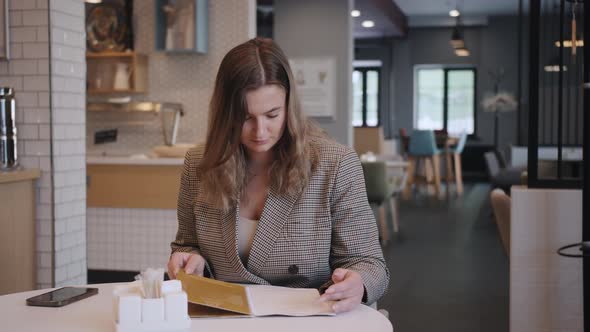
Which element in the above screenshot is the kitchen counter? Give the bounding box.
[87,155,184,166]
[0,168,41,184]
[0,168,40,295]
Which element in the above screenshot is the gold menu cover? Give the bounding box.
[176,270,336,318]
[177,270,252,317]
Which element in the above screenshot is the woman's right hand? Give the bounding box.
[167,252,206,279]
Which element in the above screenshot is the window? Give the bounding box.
[414,66,476,135]
[352,66,380,127]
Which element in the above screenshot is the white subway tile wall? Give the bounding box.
[49,0,86,287]
[2,0,54,289]
[87,208,177,272]
[2,0,253,288]
[87,0,253,156]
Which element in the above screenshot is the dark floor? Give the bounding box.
[379,183,509,332]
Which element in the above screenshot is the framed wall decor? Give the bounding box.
[85,0,134,53]
[155,0,208,53]
[0,0,9,60]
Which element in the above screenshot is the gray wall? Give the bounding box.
[355,38,394,138]
[387,16,521,150]
[273,0,353,146]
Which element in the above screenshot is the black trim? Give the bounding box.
[583,0,589,327]
[557,0,564,179]
[527,0,539,188]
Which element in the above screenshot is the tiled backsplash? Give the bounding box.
[87,0,254,156]
[87,208,177,271]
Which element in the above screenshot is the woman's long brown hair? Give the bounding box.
[199,37,321,210]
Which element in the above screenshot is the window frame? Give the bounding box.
[353,66,381,128]
[413,65,478,137]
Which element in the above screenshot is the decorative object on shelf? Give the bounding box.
[155,0,208,53]
[0,0,8,60]
[85,0,134,53]
[113,63,132,90]
[482,68,518,151]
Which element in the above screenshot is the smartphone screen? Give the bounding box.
[26,287,98,307]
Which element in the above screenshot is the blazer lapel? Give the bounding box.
[247,183,300,276]
[219,204,244,278]
[220,198,270,285]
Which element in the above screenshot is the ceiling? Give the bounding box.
[394,0,521,17]
[352,0,525,38]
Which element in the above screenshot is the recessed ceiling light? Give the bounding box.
[351,10,361,17]
[85,0,102,3]
[361,20,375,28]
[449,9,460,17]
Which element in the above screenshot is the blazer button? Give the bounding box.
[288,264,299,275]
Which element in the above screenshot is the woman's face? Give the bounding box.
[241,84,287,158]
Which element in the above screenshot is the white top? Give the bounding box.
[0,283,393,332]
[237,216,258,263]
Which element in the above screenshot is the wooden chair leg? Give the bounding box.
[378,205,389,245]
[424,157,434,182]
[445,151,453,193]
[403,157,416,199]
[432,155,442,198]
[389,196,399,233]
[454,153,464,194]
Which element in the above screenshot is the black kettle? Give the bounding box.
[0,87,18,170]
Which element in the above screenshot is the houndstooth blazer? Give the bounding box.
[171,136,389,304]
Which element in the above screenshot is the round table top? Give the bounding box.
[0,283,393,332]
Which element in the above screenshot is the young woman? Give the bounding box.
[167,38,389,313]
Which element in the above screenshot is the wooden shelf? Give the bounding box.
[86,51,136,58]
[86,51,148,94]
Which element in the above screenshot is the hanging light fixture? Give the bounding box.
[455,46,470,57]
[450,16,469,56]
[450,23,465,48]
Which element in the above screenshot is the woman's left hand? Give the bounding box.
[320,268,365,313]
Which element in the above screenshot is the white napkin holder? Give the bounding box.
[113,280,190,332]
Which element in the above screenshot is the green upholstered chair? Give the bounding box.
[361,161,401,245]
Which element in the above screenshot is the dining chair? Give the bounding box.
[403,130,442,199]
[361,161,400,245]
[444,132,468,194]
[353,126,385,156]
[398,128,409,157]
[490,188,511,256]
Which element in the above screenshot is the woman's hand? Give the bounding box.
[320,268,365,313]
[167,252,206,279]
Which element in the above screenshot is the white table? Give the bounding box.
[0,283,393,332]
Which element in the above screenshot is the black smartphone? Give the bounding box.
[26,287,99,307]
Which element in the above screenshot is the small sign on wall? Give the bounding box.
[289,57,336,119]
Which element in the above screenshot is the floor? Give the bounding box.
[379,183,509,332]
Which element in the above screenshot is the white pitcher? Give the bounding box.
[113,63,132,90]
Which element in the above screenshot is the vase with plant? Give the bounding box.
[482,68,518,152]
